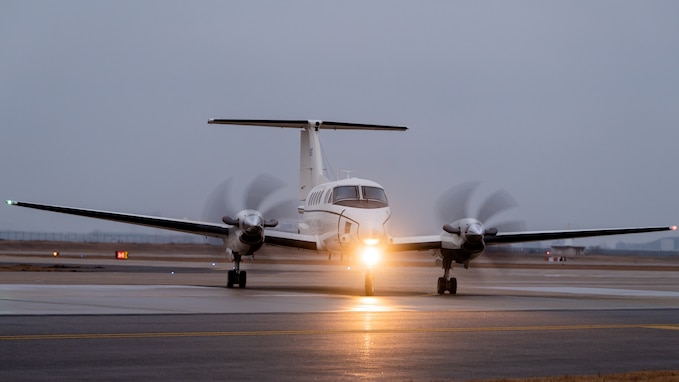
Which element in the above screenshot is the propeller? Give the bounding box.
[202,174,298,228]
[436,181,525,233]
[436,182,526,272]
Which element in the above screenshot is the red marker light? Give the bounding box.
[672,226,677,231]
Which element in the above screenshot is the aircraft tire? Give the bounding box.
[448,277,457,295]
[436,277,446,295]
[238,271,247,288]
[227,270,235,288]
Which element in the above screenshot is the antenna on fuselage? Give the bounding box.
[207,119,408,201]
[339,170,354,180]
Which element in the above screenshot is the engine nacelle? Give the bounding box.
[441,218,490,253]
[223,209,277,256]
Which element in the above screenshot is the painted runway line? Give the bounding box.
[490,286,679,297]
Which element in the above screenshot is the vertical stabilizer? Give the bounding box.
[299,123,329,201]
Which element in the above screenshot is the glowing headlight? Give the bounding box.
[361,246,380,268]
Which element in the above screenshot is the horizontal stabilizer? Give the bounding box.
[208,119,408,131]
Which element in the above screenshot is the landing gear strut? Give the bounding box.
[436,257,457,295]
[364,270,375,296]
[226,253,247,288]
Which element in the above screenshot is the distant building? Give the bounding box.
[549,245,585,257]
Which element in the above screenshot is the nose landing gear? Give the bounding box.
[365,270,375,296]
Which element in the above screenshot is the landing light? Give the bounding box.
[363,238,380,246]
[361,246,380,268]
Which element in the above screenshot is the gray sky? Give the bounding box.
[2,1,678,246]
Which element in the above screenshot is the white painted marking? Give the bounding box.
[490,286,679,297]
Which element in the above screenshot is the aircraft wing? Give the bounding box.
[264,230,320,251]
[484,226,676,245]
[388,235,443,252]
[6,200,230,238]
[389,226,675,251]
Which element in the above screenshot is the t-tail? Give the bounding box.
[207,119,408,201]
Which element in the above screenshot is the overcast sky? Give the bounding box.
[2,1,677,246]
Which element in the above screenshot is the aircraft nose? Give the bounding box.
[359,220,385,245]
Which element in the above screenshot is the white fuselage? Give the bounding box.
[299,177,392,254]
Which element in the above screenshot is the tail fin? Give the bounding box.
[299,126,328,200]
[207,119,407,201]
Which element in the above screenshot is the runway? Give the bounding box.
[1,248,679,380]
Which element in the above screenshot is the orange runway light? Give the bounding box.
[115,251,128,260]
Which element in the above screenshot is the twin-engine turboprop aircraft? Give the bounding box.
[7,119,676,295]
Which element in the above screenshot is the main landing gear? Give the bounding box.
[436,277,457,295]
[226,253,247,288]
[436,257,457,295]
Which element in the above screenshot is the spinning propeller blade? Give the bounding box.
[436,181,525,232]
[203,174,297,225]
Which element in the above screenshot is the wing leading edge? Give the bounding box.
[485,226,676,245]
[7,200,323,249]
[7,200,230,238]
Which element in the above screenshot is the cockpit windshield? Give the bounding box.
[333,186,359,203]
[333,185,388,208]
[362,186,388,204]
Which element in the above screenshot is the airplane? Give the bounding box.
[6,119,677,296]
